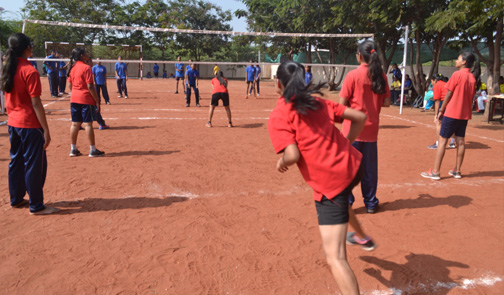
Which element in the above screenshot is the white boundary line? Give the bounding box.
[43,95,69,108]
[382,114,504,144]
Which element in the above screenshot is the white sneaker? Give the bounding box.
[118,95,122,98]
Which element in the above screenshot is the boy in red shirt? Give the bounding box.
[421,52,480,180]
[269,61,376,295]
[1,33,59,215]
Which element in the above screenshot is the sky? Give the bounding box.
[0,0,249,32]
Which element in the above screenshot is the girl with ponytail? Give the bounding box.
[421,52,479,180]
[0,33,59,215]
[339,40,390,214]
[67,47,105,157]
[268,60,376,294]
[207,71,233,127]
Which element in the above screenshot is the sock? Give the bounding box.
[90,145,97,152]
[435,141,438,146]
[71,144,77,150]
[450,138,455,144]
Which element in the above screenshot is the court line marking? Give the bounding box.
[48,117,269,121]
[43,95,69,108]
[382,114,504,143]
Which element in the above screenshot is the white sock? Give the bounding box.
[90,145,97,152]
[450,138,455,144]
[435,141,438,146]
[71,144,77,150]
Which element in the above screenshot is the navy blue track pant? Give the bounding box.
[349,141,379,210]
[8,126,47,212]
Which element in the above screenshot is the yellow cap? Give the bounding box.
[481,83,487,90]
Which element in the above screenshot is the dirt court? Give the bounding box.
[0,77,503,295]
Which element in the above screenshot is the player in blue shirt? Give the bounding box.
[153,63,159,78]
[30,60,37,69]
[58,53,69,95]
[305,65,313,85]
[43,49,60,97]
[250,63,261,96]
[174,56,185,94]
[115,56,128,98]
[91,58,110,129]
[185,64,200,107]
[245,60,256,98]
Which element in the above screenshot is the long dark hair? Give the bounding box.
[358,40,387,94]
[67,47,87,77]
[276,61,325,115]
[461,52,481,90]
[215,71,227,87]
[0,33,32,93]
[431,73,445,82]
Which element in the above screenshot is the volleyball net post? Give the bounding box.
[399,25,409,115]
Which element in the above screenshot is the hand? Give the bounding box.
[43,130,51,149]
[438,110,444,120]
[96,104,100,113]
[276,157,289,173]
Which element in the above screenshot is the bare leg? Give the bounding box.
[454,136,466,172]
[224,106,232,123]
[433,136,449,173]
[83,122,95,146]
[70,122,82,145]
[435,120,441,143]
[348,206,367,240]
[245,82,250,99]
[176,79,179,92]
[319,224,360,295]
[208,105,216,122]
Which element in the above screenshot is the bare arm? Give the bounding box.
[382,96,391,107]
[341,107,367,143]
[31,96,51,149]
[276,143,300,173]
[438,90,453,120]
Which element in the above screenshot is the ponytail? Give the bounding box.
[215,71,227,87]
[67,47,86,78]
[461,51,481,90]
[358,40,387,94]
[0,33,32,93]
[276,61,324,115]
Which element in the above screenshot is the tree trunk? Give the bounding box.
[414,30,425,96]
[426,33,448,88]
[408,39,421,97]
[492,16,503,95]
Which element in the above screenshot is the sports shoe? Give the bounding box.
[448,169,462,179]
[196,103,201,107]
[427,143,437,150]
[70,149,82,157]
[346,232,376,251]
[125,95,129,99]
[367,205,378,214]
[11,199,29,208]
[206,122,213,128]
[447,143,456,149]
[30,206,60,215]
[421,168,441,180]
[89,149,105,157]
[175,91,179,94]
[99,125,110,130]
[228,122,233,128]
[118,95,122,98]
[106,101,111,105]
[185,103,190,107]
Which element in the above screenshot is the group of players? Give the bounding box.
[2,31,483,295]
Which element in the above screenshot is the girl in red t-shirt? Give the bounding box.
[339,40,390,214]
[268,61,376,295]
[206,71,232,128]
[427,74,456,150]
[67,47,105,157]
[422,52,480,180]
[0,33,59,214]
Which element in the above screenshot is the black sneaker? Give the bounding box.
[89,149,105,157]
[346,232,376,251]
[70,149,82,157]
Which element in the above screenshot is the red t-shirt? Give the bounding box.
[339,64,390,142]
[433,80,448,101]
[6,58,42,129]
[268,96,362,201]
[444,68,476,120]
[211,77,228,94]
[68,61,95,105]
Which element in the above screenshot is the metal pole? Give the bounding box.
[22,20,26,34]
[399,25,409,115]
[258,49,260,63]
[0,41,4,115]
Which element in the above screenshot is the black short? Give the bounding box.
[211,92,229,106]
[176,76,183,81]
[315,164,363,225]
[247,80,254,85]
[440,116,468,138]
[70,103,96,123]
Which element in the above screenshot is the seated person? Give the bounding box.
[390,76,401,105]
[146,72,152,78]
[476,83,488,112]
[162,70,167,78]
[421,90,434,111]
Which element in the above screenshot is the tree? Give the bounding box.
[427,0,504,94]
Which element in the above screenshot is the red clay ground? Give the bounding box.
[1,77,503,295]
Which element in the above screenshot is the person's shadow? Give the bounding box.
[51,196,188,214]
[361,253,469,294]
[354,194,472,214]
